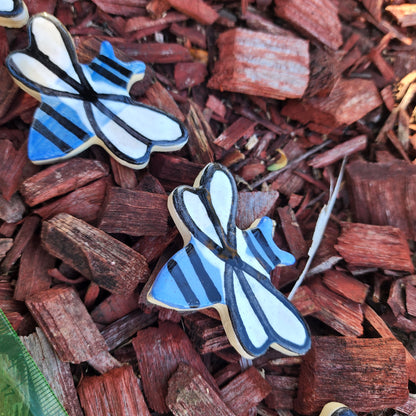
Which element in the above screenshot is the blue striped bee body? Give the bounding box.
[148,163,311,358]
[0,0,28,28]
[6,13,188,169]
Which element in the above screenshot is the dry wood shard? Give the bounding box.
[20,158,109,207]
[166,0,219,25]
[335,222,414,272]
[25,285,109,364]
[265,375,298,410]
[221,366,272,416]
[41,213,150,294]
[33,178,108,222]
[214,117,257,151]
[310,281,364,337]
[294,336,408,413]
[167,363,236,416]
[274,0,342,50]
[346,160,416,240]
[14,235,54,301]
[386,4,416,27]
[282,78,382,133]
[308,135,367,169]
[0,139,27,201]
[208,28,310,100]
[21,327,83,416]
[236,190,279,230]
[98,187,169,236]
[78,365,151,416]
[132,322,218,413]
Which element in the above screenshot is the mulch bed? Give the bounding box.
[1,0,416,415]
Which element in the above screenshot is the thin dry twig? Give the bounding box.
[288,156,347,300]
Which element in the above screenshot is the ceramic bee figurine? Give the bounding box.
[319,403,358,416]
[147,163,311,358]
[5,13,188,169]
[0,0,28,28]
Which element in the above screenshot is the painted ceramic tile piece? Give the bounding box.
[319,403,358,416]
[147,163,311,358]
[6,13,188,169]
[0,0,28,28]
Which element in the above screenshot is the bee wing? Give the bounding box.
[85,97,188,169]
[225,267,311,358]
[28,96,93,164]
[219,217,310,358]
[148,236,224,310]
[0,0,28,28]
[170,163,237,248]
[6,13,83,96]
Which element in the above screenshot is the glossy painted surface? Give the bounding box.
[148,163,311,358]
[0,0,28,28]
[6,13,188,169]
[319,403,358,416]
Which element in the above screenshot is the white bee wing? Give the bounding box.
[170,164,237,248]
[6,14,83,96]
[0,0,28,28]
[225,267,311,358]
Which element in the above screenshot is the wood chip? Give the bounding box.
[221,366,272,415]
[25,285,109,364]
[310,281,364,336]
[167,363,236,416]
[91,292,140,325]
[33,178,108,222]
[274,0,342,50]
[98,187,169,236]
[321,270,369,304]
[277,205,308,260]
[0,193,25,223]
[175,62,208,90]
[20,158,109,207]
[22,327,83,416]
[265,375,298,410]
[0,215,40,274]
[144,80,185,122]
[184,312,230,354]
[14,235,54,301]
[78,365,151,416]
[132,322,218,413]
[208,28,309,99]
[308,135,367,168]
[294,336,408,413]
[386,4,416,27]
[125,11,187,33]
[236,190,279,230]
[282,78,382,132]
[335,222,414,272]
[214,117,257,151]
[41,213,150,294]
[166,0,219,25]
[346,160,416,240]
[0,139,27,201]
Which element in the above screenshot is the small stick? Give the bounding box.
[288,157,347,300]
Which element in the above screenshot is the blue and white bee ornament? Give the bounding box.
[0,0,28,28]
[5,13,188,169]
[319,403,358,416]
[147,163,311,358]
